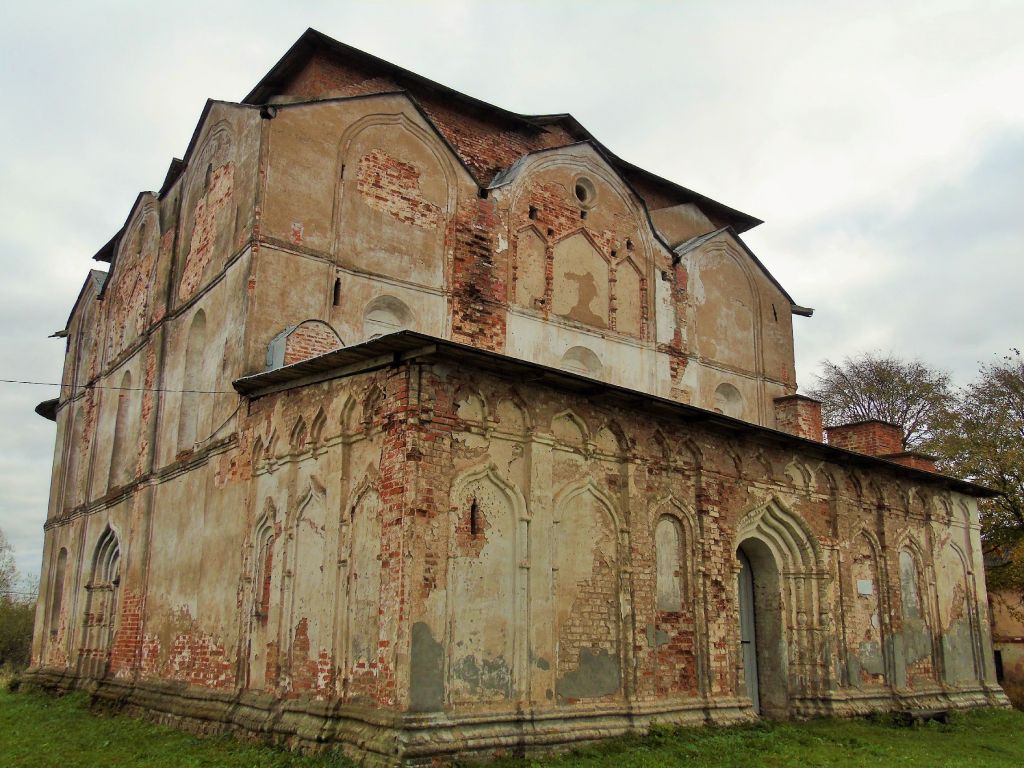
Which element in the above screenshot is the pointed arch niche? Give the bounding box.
[551,481,623,704]
[897,542,936,687]
[446,464,528,706]
[246,499,278,691]
[938,542,981,686]
[80,526,122,678]
[178,310,208,451]
[848,531,887,687]
[653,498,702,697]
[346,482,384,697]
[285,478,328,689]
[332,112,458,287]
[107,370,135,488]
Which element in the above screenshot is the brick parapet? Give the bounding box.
[881,451,938,473]
[826,420,903,456]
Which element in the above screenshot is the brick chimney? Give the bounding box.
[825,420,903,456]
[773,394,823,442]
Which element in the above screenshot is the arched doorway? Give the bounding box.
[736,538,787,717]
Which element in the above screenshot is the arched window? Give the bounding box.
[655,516,685,612]
[107,370,133,488]
[362,296,413,340]
[178,310,207,450]
[49,547,68,634]
[92,527,121,589]
[254,523,274,620]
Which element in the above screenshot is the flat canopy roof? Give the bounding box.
[233,331,996,498]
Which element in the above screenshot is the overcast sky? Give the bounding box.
[1,1,1022,581]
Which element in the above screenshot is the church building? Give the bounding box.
[27,29,1008,764]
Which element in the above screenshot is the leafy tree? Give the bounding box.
[806,351,952,449]
[933,349,1024,534]
[0,528,35,672]
[932,350,1024,592]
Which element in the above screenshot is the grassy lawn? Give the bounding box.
[2,678,1022,767]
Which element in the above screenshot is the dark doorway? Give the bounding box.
[737,538,788,717]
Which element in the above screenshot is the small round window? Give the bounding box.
[573,176,596,207]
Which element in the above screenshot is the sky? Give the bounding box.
[1,0,1022,581]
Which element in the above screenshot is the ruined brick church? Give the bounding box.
[28,29,1008,763]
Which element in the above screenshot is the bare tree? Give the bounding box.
[0,529,14,598]
[806,351,952,449]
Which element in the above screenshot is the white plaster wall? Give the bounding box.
[504,311,666,396]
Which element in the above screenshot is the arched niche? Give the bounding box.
[938,542,980,686]
[614,258,644,338]
[551,232,609,328]
[346,485,384,695]
[551,410,588,447]
[691,244,758,373]
[107,370,135,489]
[286,479,328,689]
[559,346,603,378]
[267,320,343,369]
[178,122,236,303]
[362,295,414,340]
[655,516,686,611]
[48,547,68,640]
[63,404,87,511]
[513,225,547,309]
[106,204,159,359]
[446,464,528,705]
[178,310,208,451]
[897,543,937,687]
[551,482,623,703]
[848,532,887,687]
[455,387,487,424]
[713,382,744,419]
[494,396,529,434]
[333,114,456,287]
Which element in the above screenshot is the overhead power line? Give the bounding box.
[0,379,236,395]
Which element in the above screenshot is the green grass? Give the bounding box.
[495,709,1024,768]
[2,677,1022,767]
[0,679,352,768]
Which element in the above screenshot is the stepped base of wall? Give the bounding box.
[20,666,1011,766]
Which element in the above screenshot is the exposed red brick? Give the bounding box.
[826,420,903,456]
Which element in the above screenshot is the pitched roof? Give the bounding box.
[232,330,994,499]
[243,28,762,233]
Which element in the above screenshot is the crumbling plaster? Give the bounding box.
[26,32,1009,765]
